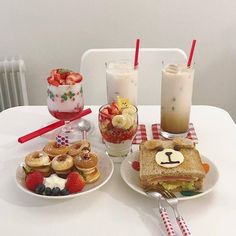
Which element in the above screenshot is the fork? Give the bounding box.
[158,187,191,236]
[146,191,176,236]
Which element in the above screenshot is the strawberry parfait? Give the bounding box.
[47,69,84,121]
[98,97,138,160]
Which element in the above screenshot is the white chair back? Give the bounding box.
[80,48,187,105]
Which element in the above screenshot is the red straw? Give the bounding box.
[18,108,92,143]
[187,39,196,67]
[134,38,140,69]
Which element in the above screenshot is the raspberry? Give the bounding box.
[25,171,44,191]
[132,161,140,171]
[65,172,85,194]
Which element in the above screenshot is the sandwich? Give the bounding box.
[139,138,206,192]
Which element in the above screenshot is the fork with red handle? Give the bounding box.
[157,186,191,236]
[146,191,176,236]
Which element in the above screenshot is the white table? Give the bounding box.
[0,105,236,236]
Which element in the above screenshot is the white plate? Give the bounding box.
[15,148,114,199]
[120,151,219,201]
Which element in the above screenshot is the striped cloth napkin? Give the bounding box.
[151,123,198,143]
[132,124,148,144]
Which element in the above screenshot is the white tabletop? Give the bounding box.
[0,105,236,236]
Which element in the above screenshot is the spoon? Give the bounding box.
[77,119,91,140]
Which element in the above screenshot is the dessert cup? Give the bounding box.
[47,69,84,143]
[98,103,138,162]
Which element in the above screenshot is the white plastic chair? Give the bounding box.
[80,48,187,105]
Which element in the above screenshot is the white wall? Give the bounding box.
[0,0,235,121]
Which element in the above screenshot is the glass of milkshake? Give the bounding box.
[47,69,84,142]
[160,64,194,139]
[98,100,138,162]
[106,61,138,105]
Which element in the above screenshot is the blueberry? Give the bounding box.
[45,187,52,196]
[35,184,45,195]
[51,187,61,196]
[60,188,69,196]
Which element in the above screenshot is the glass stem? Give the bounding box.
[62,121,72,133]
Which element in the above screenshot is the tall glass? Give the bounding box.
[98,103,138,162]
[47,69,84,142]
[160,64,194,139]
[106,61,138,105]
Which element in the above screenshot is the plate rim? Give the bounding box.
[120,150,219,201]
[15,148,114,199]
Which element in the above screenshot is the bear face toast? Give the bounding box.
[139,138,206,192]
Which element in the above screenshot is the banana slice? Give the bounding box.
[123,114,134,129]
[144,140,163,150]
[122,105,137,116]
[112,115,127,128]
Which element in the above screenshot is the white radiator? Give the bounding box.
[0,58,28,111]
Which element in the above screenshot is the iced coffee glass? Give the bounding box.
[160,64,194,139]
[106,61,138,105]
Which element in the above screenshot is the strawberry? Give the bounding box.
[58,71,70,80]
[111,102,119,110]
[66,73,82,83]
[65,172,85,194]
[47,77,60,86]
[25,171,44,191]
[110,104,120,115]
[101,108,109,115]
[100,108,112,121]
[51,69,59,76]
[53,72,61,81]
[65,77,76,85]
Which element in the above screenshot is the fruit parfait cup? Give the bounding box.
[98,97,138,162]
[47,69,84,143]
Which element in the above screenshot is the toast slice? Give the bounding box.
[139,138,205,192]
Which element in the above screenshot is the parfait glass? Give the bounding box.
[47,69,84,143]
[98,103,138,162]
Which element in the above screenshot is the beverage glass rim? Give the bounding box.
[105,61,137,71]
[47,82,82,88]
[161,63,195,73]
[99,104,138,113]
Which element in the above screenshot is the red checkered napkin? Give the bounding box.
[152,123,198,143]
[132,124,148,144]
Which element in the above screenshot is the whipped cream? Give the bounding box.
[44,174,67,190]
